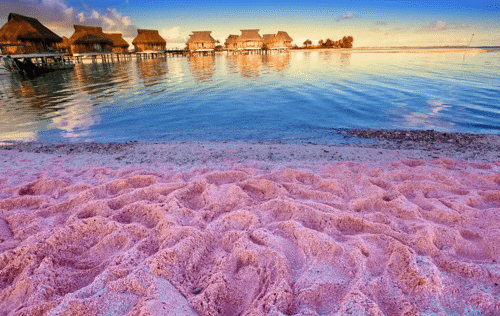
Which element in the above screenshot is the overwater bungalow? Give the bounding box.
[186,31,216,52]
[0,13,62,54]
[56,36,70,52]
[104,33,129,53]
[224,35,239,51]
[262,34,275,50]
[236,29,263,51]
[262,31,293,50]
[132,29,166,52]
[273,31,293,49]
[67,25,113,54]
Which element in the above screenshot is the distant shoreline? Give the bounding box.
[290,47,497,53]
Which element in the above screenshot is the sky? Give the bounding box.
[1,0,499,49]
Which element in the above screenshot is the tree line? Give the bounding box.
[301,36,354,49]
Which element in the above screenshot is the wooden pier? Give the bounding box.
[225,48,290,55]
[64,48,289,64]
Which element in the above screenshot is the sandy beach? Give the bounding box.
[1,132,499,315]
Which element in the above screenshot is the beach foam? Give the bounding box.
[1,149,500,315]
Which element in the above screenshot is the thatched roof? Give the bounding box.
[104,33,129,48]
[262,34,275,44]
[186,31,215,43]
[69,25,113,45]
[0,13,62,43]
[237,29,262,42]
[132,29,166,45]
[275,31,293,42]
[224,35,239,45]
[58,36,70,48]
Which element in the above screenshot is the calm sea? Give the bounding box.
[1,49,499,144]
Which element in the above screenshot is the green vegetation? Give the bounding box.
[297,36,354,49]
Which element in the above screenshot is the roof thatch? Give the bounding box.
[275,31,293,42]
[69,25,113,45]
[132,29,166,45]
[224,35,239,45]
[0,13,62,43]
[186,31,215,43]
[262,34,275,45]
[103,33,129,48]
[237,29,263,42]
[58,36,70,48]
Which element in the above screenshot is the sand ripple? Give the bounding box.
[1,159,500,315]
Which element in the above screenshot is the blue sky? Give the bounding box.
[1,0,499,48]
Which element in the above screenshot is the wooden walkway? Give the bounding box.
[66,48,290,63]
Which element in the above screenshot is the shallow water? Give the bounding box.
[1,49,499,143]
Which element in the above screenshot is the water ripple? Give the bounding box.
[0,50,499,143]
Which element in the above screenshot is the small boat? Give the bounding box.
[1,44,75,77]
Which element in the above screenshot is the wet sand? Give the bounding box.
[1,131,500,315]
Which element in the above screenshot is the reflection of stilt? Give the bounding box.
[463,33,474,63]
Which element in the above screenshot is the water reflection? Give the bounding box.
[262,53,291,72]
[339,53,351,67]
[137,59,168,81]
[73,63,122,97]
[225,54,262,78]
[0,50,498,143]
[0,69,102,142]
[187,55,215,82]
[48,93,99,139]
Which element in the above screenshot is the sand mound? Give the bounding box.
[1,158,500,315]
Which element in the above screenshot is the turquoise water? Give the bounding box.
[1,49,499,144]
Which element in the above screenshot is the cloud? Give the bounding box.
[0,0,137,38]
[376,20,388,26]
[160,27,188,44]
[336,13,360,22]
[424,20,472,32]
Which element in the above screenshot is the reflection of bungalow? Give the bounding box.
[224,35,239,50]
[263,52,291,72]
[236,29,263,50]
[262,31,293,50]
[188,55,215,82]
[137,59,168,81]
[186,31,215,51]
[0,13,62,54]
[68,25,113,54]
[233,54,262,78]
[103,33,129,52]
[132,29,166,52]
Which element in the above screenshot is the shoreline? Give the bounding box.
[1,129,499,169]
[290,47,493,53]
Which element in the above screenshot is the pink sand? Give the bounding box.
[0,144,499,315]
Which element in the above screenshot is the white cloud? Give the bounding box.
[103,16,116,27]
[90,10,100,20]
[424,20,472,32]
[160,27,187,44]
[336,13,360,22]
